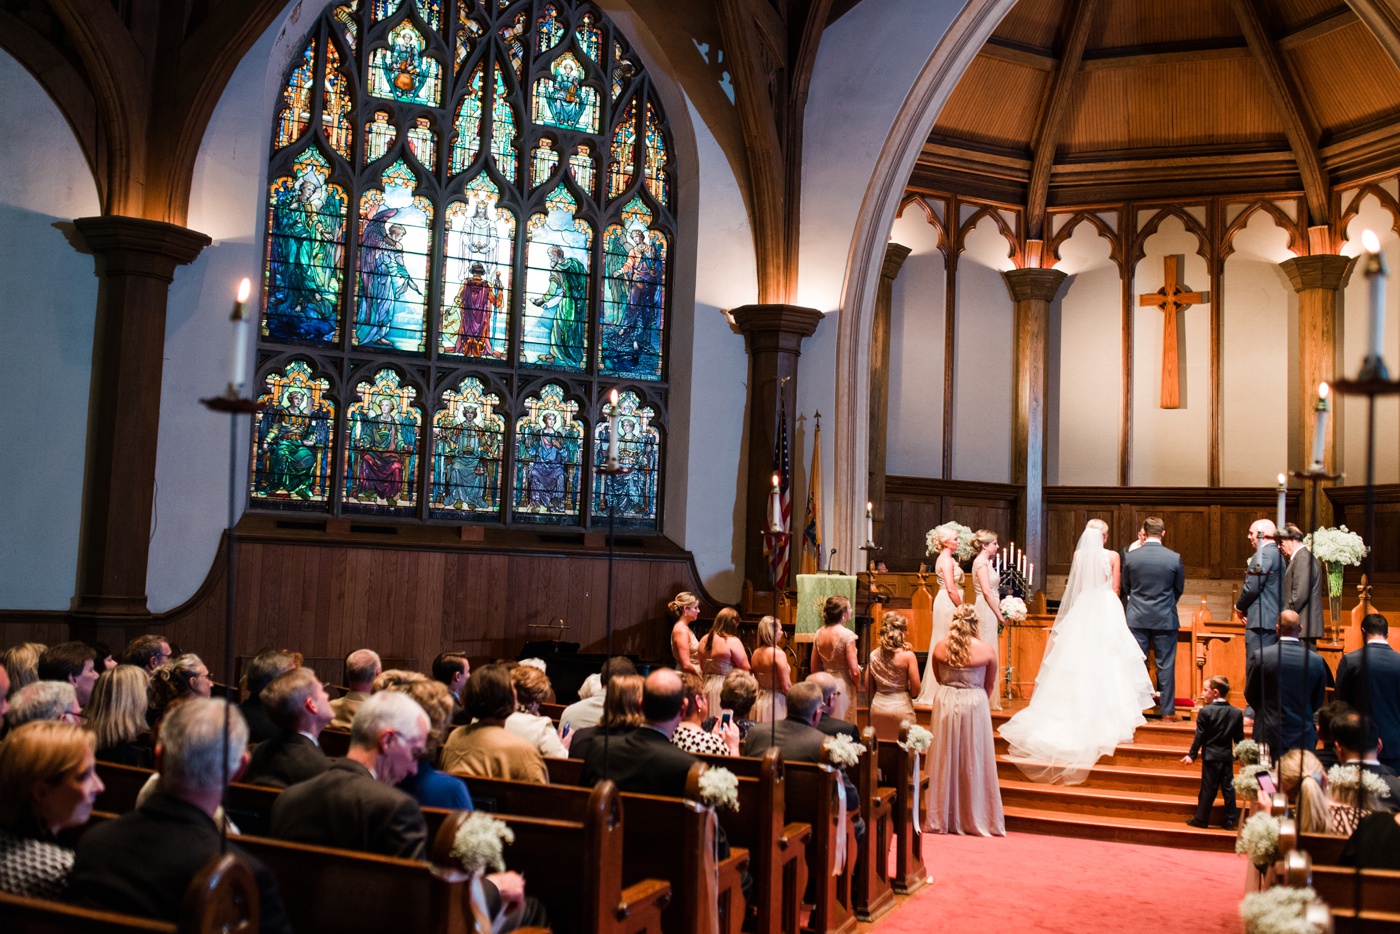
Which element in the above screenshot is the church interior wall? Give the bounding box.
[886,210,947,478]
[950,216,1015,483]
[1341,197,1400,486]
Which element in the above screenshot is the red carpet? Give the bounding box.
[875,832,1244,933]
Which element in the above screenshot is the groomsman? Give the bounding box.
[1279,524,1326,646]
[1244,610,1328,752]
[1337,614,1400,773]
[1235,519,1284,719]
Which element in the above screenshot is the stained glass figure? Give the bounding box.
[490,67,519,182]
[601,197,665,379]
[252,361,335,507]
[354,159,433,351]
[333,5,359,50]
[344,368,420,512]
[530,137,559,188]
[364,110,397,165]
[533,53,598,133]
[499,13,527,79]
[592,391,659,525]
[449,66,484,175]
[322,44,354,159]
[275,41,315,152]
[569,143,595,195]
[612,43,636,101]
[368,20,442,107]
[536,3,563,52]
[607,101,636,198]
[415,0,442,30]
[512,383,583,522]
[407,116,437,170]
[576,13,601,62]
[370,0,401,23]
[441,175,514,358]
[264,148,347,342]
[431,377,505,517]
[644,103,669,206]
[523,185,591,369]
[455,6,483,73]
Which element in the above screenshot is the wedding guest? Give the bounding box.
[671,672,739,756]
[915,524,965,706]
[1181,675,1243,830]
[750,616,791,722]
[567,674,644,761]
[381,676,473,810]
[85,665,154,768]
[1331,710,1400,809]
[1,643,45,695]
[711,670,760,741]
[431,651,471,725]
[0,663,9,727]
[8,681,81,728]
[866,611,921,741]
[90,643,117,673]
[580,669,697,797]
[559,656,636,736]
[970,530,1005,710]
[1278,749,1330,833]
[1235,519,1283,719]
[812,597,859,720]
[696,608,751,718]
[1314,700,1351,771]
[235,650,295,743]
[668,591,703,677]
[441,663,548,784]
[1336,613,1400,772]
[37,642,100,711]
[119,634,171,675]
[1245,610,1327,753]
[241,667,333,789]
[147,654,213,729]
[806,672,860,742]
[506,664,568,758]
[1341,811,1400,870]
[329,649,380,731]
[1279,525,1326,646]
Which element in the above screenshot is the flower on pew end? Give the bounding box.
[1326,763,1392,799]
[1239,886,1329,934]
[823,734,866,768]
[1235,812,1281,870]
[1234,739,1261,765]
[899,723,932,754]
[1233,763,1268,801]
[698,765,741,812]
[451,812,516,874]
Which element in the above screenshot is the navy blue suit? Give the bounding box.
[1122,541,1186,715]
[1337,641,1400,772]
[1236,542,1284,717]
[1244,638,1328,752]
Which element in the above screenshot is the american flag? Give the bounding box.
[766,383,792,589]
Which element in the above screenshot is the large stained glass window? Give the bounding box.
[254,0,673,531]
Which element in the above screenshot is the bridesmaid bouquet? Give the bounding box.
[1239,886,1329,934]
[451,812,516,873]
[1235,812,1281,869]
[823,734,866,768]
[698,765,741,812]
[1000,596,1028,622]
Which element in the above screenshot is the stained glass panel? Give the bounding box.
[274,40,315,152]
[449,67,484,175]
[512,383,583,522]
[364,110,397,165]
[592,391,659,526]
[644,103,669,206]
[601,198,665,379]
[499,13,527,79]
[407,117,437,171]
[353,159,433,352]
[576,12,601,61]
[441,175,514,359]
[522,185,591,369]
[607,100,636,198]
[532,53,598,133]
[368,20,442,107]
[490,67,519,182]
[263,148,346,342]
[612,43,636,101]
[332,4,359,50]
[415,0,442,30]
[252,361,336,508]
[344,369,420,514]
[536,3,563,52]
[323,44,354,159]
[455,6,483,73]
[530,137,559,188]
[569,144,595,195]
[431,377,505,518]
[370,0,401,23]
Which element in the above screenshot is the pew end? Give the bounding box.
[852,727,895,923]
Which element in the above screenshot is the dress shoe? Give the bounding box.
[1222,819,1237,831]
[1185,818,1208,829]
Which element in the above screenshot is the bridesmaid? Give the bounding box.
[696,607,750,717]
[813,596,860,721]
[750,616,792,722]
[668,592,703,677]
[970,530,1006,711]
[865,612,921,740]
[915,523,964,705]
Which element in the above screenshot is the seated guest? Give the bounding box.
[0,721,104,898]
[1278,748,1331,834]
[568,673,644,761]
[380,676,473,809]
[806,672,860,742]
[119,634,171,675]
[506,663,567,758]
[1331,710,1400,814]
[241,667,333,788]
[237,651,297,744]
[560,656,637,735]
[37,642,100,711]
[90,643,117,673]
[432,651,471,725]
[1,643,44,695]
[69,699,291,934]
[716,670,760,741]
[672,671,739,756]
[441,664,548,784]
[329,649,380,731]
[8,681,80,729]
[1314,699,1351,771]
[86,665,154,768]
[147,654,213,728]
[0,662,9,725]
[580,668,699,797]
[1341,811,1400,869]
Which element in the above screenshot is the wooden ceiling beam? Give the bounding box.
[1025,0,1100,241]
[1079,45,1251,70]
[981,39,1057,72]
[1278,8,1359,50]
[1227,0,1331,226]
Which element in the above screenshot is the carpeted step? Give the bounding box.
[996,757,1209,795]
[993,734,1201,770]
[998,779,1230,824]
[1001,805,1238,852]
[990,710,1199,749]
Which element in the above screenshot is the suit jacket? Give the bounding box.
[579,725,698,797]
[1283,545,1327,639]
[1121,541,1185,631]
[1337,642,1400,769]
[815,715,860,743]
[1188,700,1245,762]
[328,690,368,732]
[69,792,291,934]
[1357,762,1400,813]
[269,758,427,860]
[1244,639,1328,751]
[1236,542,1285,632]
[743,717,859,806]
[242,731,331,789]
[238,697,280,746]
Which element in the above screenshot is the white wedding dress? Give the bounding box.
[998,525,1156,785]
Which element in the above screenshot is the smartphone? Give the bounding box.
[1256,772,1277,796]
[560,720,572,740]
[720,709,733,729]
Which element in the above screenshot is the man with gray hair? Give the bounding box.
[805,672,860,742]
[1236,518,1284,719]
[242,667,334,788]
[330,648,381,730]
[6,680,79,728]
[69,698,291,933]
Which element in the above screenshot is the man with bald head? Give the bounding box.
[579,667,698,797]
[1244,609,1328,752]
[1236,518,1284,718]
[805,672,859,742]
[330,649,381,731]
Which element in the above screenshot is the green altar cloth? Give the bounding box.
[795,574,858,635]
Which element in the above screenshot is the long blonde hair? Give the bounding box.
[757,616,782,647]
[945,605,980,668]
[1278,749,1329,833]
[86,665,149,750]
[879,612,909,653]
[704,607,740,651]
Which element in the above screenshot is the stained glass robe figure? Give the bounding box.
[531,245,586,366]
[525,411,573,510]
[604,228,661,371]
[257,389,331,499]
[353,397,416,502]
[267,174,343,340]
[440,404,495,509]
[550,58,585,127]
[610,418,651,515]
[356,208,421,346]
[452,262,501,356]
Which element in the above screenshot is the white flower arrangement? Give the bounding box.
[823,733,866,768]
[1233,763,1269,801]
[1235,812,1281,869]
[1327,763,1392,799]
[1240,886,1329,934]
[450,812,515,874]
[1000,596,1028,622]
[899,723,932,754]
[1234,739,1261,765]
[925,522,975,562]
[1303,525,1369,567]
[517,657,548,673]
[697,765,740,812]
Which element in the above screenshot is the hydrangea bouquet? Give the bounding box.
[823,733,866,768]
[698,765,741,812]
[1304,525,1369,598]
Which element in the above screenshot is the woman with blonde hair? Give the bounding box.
[925,604,1003,835]
[146,654,213,727]
[969,530,1005,710]
[1278,749,1330,833]
[1,642,45,695]
[750,616,791,722]
[696,607,750,718]
[667,592,703,677]
[85,665,153,768]
[866,612,922,740]
[915,523,965,705]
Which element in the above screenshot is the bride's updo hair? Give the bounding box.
[945,605,980,667]
[823,595,851,626]
[667,592,700,623]
[1086,518,1109,538]
[972,530,997,553]
[879,612,909,653]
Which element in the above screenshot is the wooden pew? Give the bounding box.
[850,727,895,922]
[319,728,352,758]
[1284,849,1400,932]
[94,762,153,815]
[877,730,929,895]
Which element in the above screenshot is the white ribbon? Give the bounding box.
[910,751,921,838]
[832,768,848,876]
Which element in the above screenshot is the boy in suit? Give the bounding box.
[1182,675,1245,829]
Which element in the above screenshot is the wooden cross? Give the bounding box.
[1138,254,1209,409]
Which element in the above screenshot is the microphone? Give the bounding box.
[829,548,838,573]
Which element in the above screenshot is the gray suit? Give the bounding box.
[1236,542,1284,716]
[1122,541,1186,716]
[1283,545,1326,640]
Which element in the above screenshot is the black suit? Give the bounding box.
[815,716,860,743]
[1236,543,1284,716]
[242,731,332,789]
[1244,638,1328,752]
[580,725,698,797]
[1121,540,1186,715]
[1283,545,1327,641]
[238,697,280,746]
[269,758,426,859]
[743,718,862,824]
[69,792,291,934]
[1337,641,1400,772]
[1188,700,1245,826]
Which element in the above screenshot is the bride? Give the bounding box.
[998,518,1156,784]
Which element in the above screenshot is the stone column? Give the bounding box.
[70,216,211,640]
[1002,267,1067,583]
[868,243,911,548]
[731,304,823,594]
[1279,253,1352,528]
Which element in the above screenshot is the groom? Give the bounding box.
[1122,517,1186,717]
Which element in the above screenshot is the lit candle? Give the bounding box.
[1362,229,1389,378]
[865,502,874,545]
[1019,552,1026,577]
[768,472,783,532]
[229,277,251,396]
[1310,382,1329,469]
[1276,473,1287,531]
[606,389,621,470]
[1028,561,1034,588]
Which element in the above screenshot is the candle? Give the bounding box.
[865,502,874,545]
[1028,561,1034,588]
[606,389,621,470]
[768,472,782,532]
[1363,229,1388,376]
[1019,553,1026,577]
[229,277,251,396]
[1310,382,1329,469]
[1276,473,1287,530]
